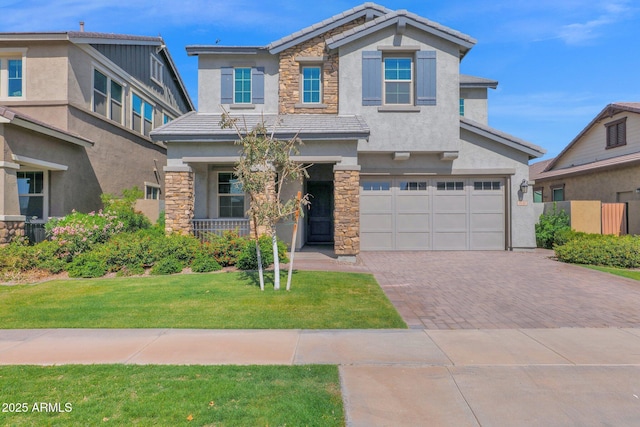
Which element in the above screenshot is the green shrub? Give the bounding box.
[67,252,108,278]
[201,230,248,266]
[555,234,640,268]
[190,253,222,273]
[150,233,200,264]
[101,186,151,232]
[0,241,36,272]
[237,235,289,270]
[98,231,156,273]
[151,256,184,275]
[535,204,571,249]
[32,241,67,274]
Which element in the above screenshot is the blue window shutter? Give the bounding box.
[252,67,264,104]
[416,51,436,105]
[221,67,233,104]
[362,51,382,106]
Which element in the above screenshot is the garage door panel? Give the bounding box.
[433,232,467,250]
[471,213,503,230]
[471,232,505,250]
[396,195,429,211]
[434,213,466,229]
[361,213,393,231]
[361,232,393,250]
[396,213,429,232]
[471,194,503,211]
[397,232,431,250]
[434,196,467,212]
[361,195,392,211]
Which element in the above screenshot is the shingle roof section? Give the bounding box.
[529,158,554,180]
[534,152,640,180]
[460,74,498,88]
[0,106,94,146]
[460,117,545,158]
[267,2,391,53]
[67,31,162,43]
[151,113,370,142]
[325,9,476,52]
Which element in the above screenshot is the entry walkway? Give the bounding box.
[2,328,640,426]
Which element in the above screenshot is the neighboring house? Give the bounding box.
[530,103,640,205]
[151,3,545,257]
[0,30,194,244]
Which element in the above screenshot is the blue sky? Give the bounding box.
[1,0,639,161]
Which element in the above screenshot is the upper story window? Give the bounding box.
[383,57,412,105]
[459,98,465,116]
[605,117,626,149]
[132,93,154,136]
[221,67,264,106]
[0,54,25,99]
[302,66,322,104]
[163,113,173,125]
[93,69,123,124]
[362,50,436,108]
[234,68,252,104]
[150,55,163,85]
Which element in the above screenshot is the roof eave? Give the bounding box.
[460,119,545,159]
[186,46,268,56]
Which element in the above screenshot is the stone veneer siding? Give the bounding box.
[0,221,24,245]
[278,18,365,115]
[164,170,194,235]
[333,168,360,255]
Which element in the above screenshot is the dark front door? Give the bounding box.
[306,181,334,243]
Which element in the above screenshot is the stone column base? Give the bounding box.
[333,165,360,256]
[164,167,194,235]
[0,220,25,245]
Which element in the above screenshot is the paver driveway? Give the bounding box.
[360,250,640,329]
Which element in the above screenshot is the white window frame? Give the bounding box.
[144,182,161,200]
[17,169,48,222]
[233,67,252,104]
[0,48,27,100]
[383,56,413,105]
[131,92,154,136]
[150,54,163,85]
[301,65,322,104]
[92,67,125,124]
[217,172,246,218]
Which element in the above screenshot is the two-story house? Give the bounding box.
[151,3,545,257]
[0,29,194,244]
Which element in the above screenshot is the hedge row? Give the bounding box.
[554,233,640,269]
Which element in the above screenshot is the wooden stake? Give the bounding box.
[286,191,302,291]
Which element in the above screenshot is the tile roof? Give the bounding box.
[267,3,391,53]
[150,113,370,142]
[544,102,640,171]
[460,117,545,158]
[326,9,476,53]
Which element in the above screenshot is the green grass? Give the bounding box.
[0,364,344,426]
[0,271,406,329]
[585,265,640,281]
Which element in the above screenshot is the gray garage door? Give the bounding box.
[360,177,505,250]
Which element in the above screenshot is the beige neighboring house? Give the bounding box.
[151,3,545,257]
[0,30,194,244]
[530,103,640,204]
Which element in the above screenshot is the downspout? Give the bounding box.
[506,175,512,250]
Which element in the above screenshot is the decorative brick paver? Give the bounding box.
[360,250,640,329]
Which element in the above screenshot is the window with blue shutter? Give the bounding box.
[362,51,382,106]
[221,67,264,105]
[416,51,436,106]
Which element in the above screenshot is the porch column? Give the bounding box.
[0,160,25,245]
[333,165,360,259]
[164,166,194,235]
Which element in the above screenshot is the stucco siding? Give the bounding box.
[554,112,640,169]
[460,88,488,124]
[339,26,461,153]
[197,53,279,114]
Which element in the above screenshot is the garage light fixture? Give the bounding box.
[520,179,529,194]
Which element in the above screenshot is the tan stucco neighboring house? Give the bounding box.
[0,30,194,244]
[151,3,545,257]
[530,103,640,204]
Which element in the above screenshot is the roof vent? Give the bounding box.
[79,21,85,32]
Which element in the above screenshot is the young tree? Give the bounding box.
[220,109,310,290]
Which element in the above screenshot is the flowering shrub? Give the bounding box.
[46,209,124,260]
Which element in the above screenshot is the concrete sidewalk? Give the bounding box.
[2,328,640,426]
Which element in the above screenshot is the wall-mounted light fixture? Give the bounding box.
[520,179,529,194]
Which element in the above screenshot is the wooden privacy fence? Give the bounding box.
[602,203,627,236]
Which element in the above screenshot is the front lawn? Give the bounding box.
[0,364,343,426]
[586,265,640,281]
[0,271,406,329]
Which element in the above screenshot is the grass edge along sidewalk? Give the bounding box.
[0,364,344,426]
[0,271,407,329]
